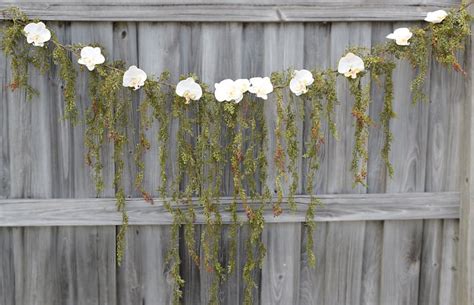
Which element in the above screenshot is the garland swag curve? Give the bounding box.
[1,4,472,305]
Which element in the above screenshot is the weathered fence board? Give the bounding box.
[117,226,174,305]
[0,14,469,305]
[0,192,461,226]
[0,0,461,22]
[0,226,117,305]
[458,5,474,304]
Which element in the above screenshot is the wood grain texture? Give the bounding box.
[457,4,474,304]
[359,23,390,305]
[298,22,330,305]
[380,21,430,305]
[0,0,461,22]
[0,192,460,226]
[261,22,304,305]
[117,226,174,305]
[70,21,115,198]
[114,21,140,197]
[0,226,116,305]
[421,48,466,305]
[322,21,371,305]
[0,15,469,305]
[0,24,10,200]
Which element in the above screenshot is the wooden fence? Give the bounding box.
[1,0,473,304]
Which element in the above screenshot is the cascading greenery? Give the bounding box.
[0,4,471,304]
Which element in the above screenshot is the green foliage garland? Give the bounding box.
[0,4,472,305]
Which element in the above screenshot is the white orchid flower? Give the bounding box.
[425,10,448,24]
[215,79,246,103]
[337,52,365,79]
[122,65,147,90]
[176,77,203,104]
[386,28,413,46]
[23,22,51,47]
[235,79,250,95]
[248,77,273,100]
[77,46,105,71]
[289,69,314,96]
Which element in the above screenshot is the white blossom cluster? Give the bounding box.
[22,10,448,101]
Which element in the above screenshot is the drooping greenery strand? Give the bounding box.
[84,69,105,194]
[225,101,240,277]
[271,72,286,216]
[349,77,372,186]
[242,98,270,305]
[365,53,396,178]
[286,93,300,211]
[302,70,339,267]
[51,41,78,122]
[0,5,472,305]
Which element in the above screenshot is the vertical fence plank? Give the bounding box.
[14,227,61,305]
[195,22,245,305]
[6,43,30,198]
[380,21,429,305]
[323,22,372,305]
[261,23,305,305]
[115,22,182,305]
[239,23,266,305]
[457,5,474,304]
[422,48,466,304]
[49,22,76,198]
[439,220,459,305]
[56,226,117,305]
[299,22,331,305]
[360,22,393,305]
[0,228,14,305]
[117,226,174,305]
[113,21,140,197]
[70,21,115,197]
[199,22,242,305]
[0,24,9,199]
[178,22,204,305]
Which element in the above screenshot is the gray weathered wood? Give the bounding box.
[380,21,429,303]
[0,226,116,305]
[457,4,474,304]
[440,219,459,305]
[0,0,461,22]
[420,44,466,305]
[117,225,173,305]
[70,21,115,197]
[0,192,460,226]
[298,21,331,305]
[261,22,304,305]
[359,22,391,305]
[323,21,371,305]
[0,10,469,305]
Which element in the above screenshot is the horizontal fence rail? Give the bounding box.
[0,192,460,226]
[0,0,461,21]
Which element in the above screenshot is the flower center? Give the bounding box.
[228,87,240,99]
[296,81,306,92]
[345,67,361,78]
[31,33,41,42]
[130,77,141,88]
[183,90,196,103]
[84,57,95,66]
[256,87,266,95]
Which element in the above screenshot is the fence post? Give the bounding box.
[458,5,474,304]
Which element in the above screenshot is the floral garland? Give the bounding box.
[1,5,472,305]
